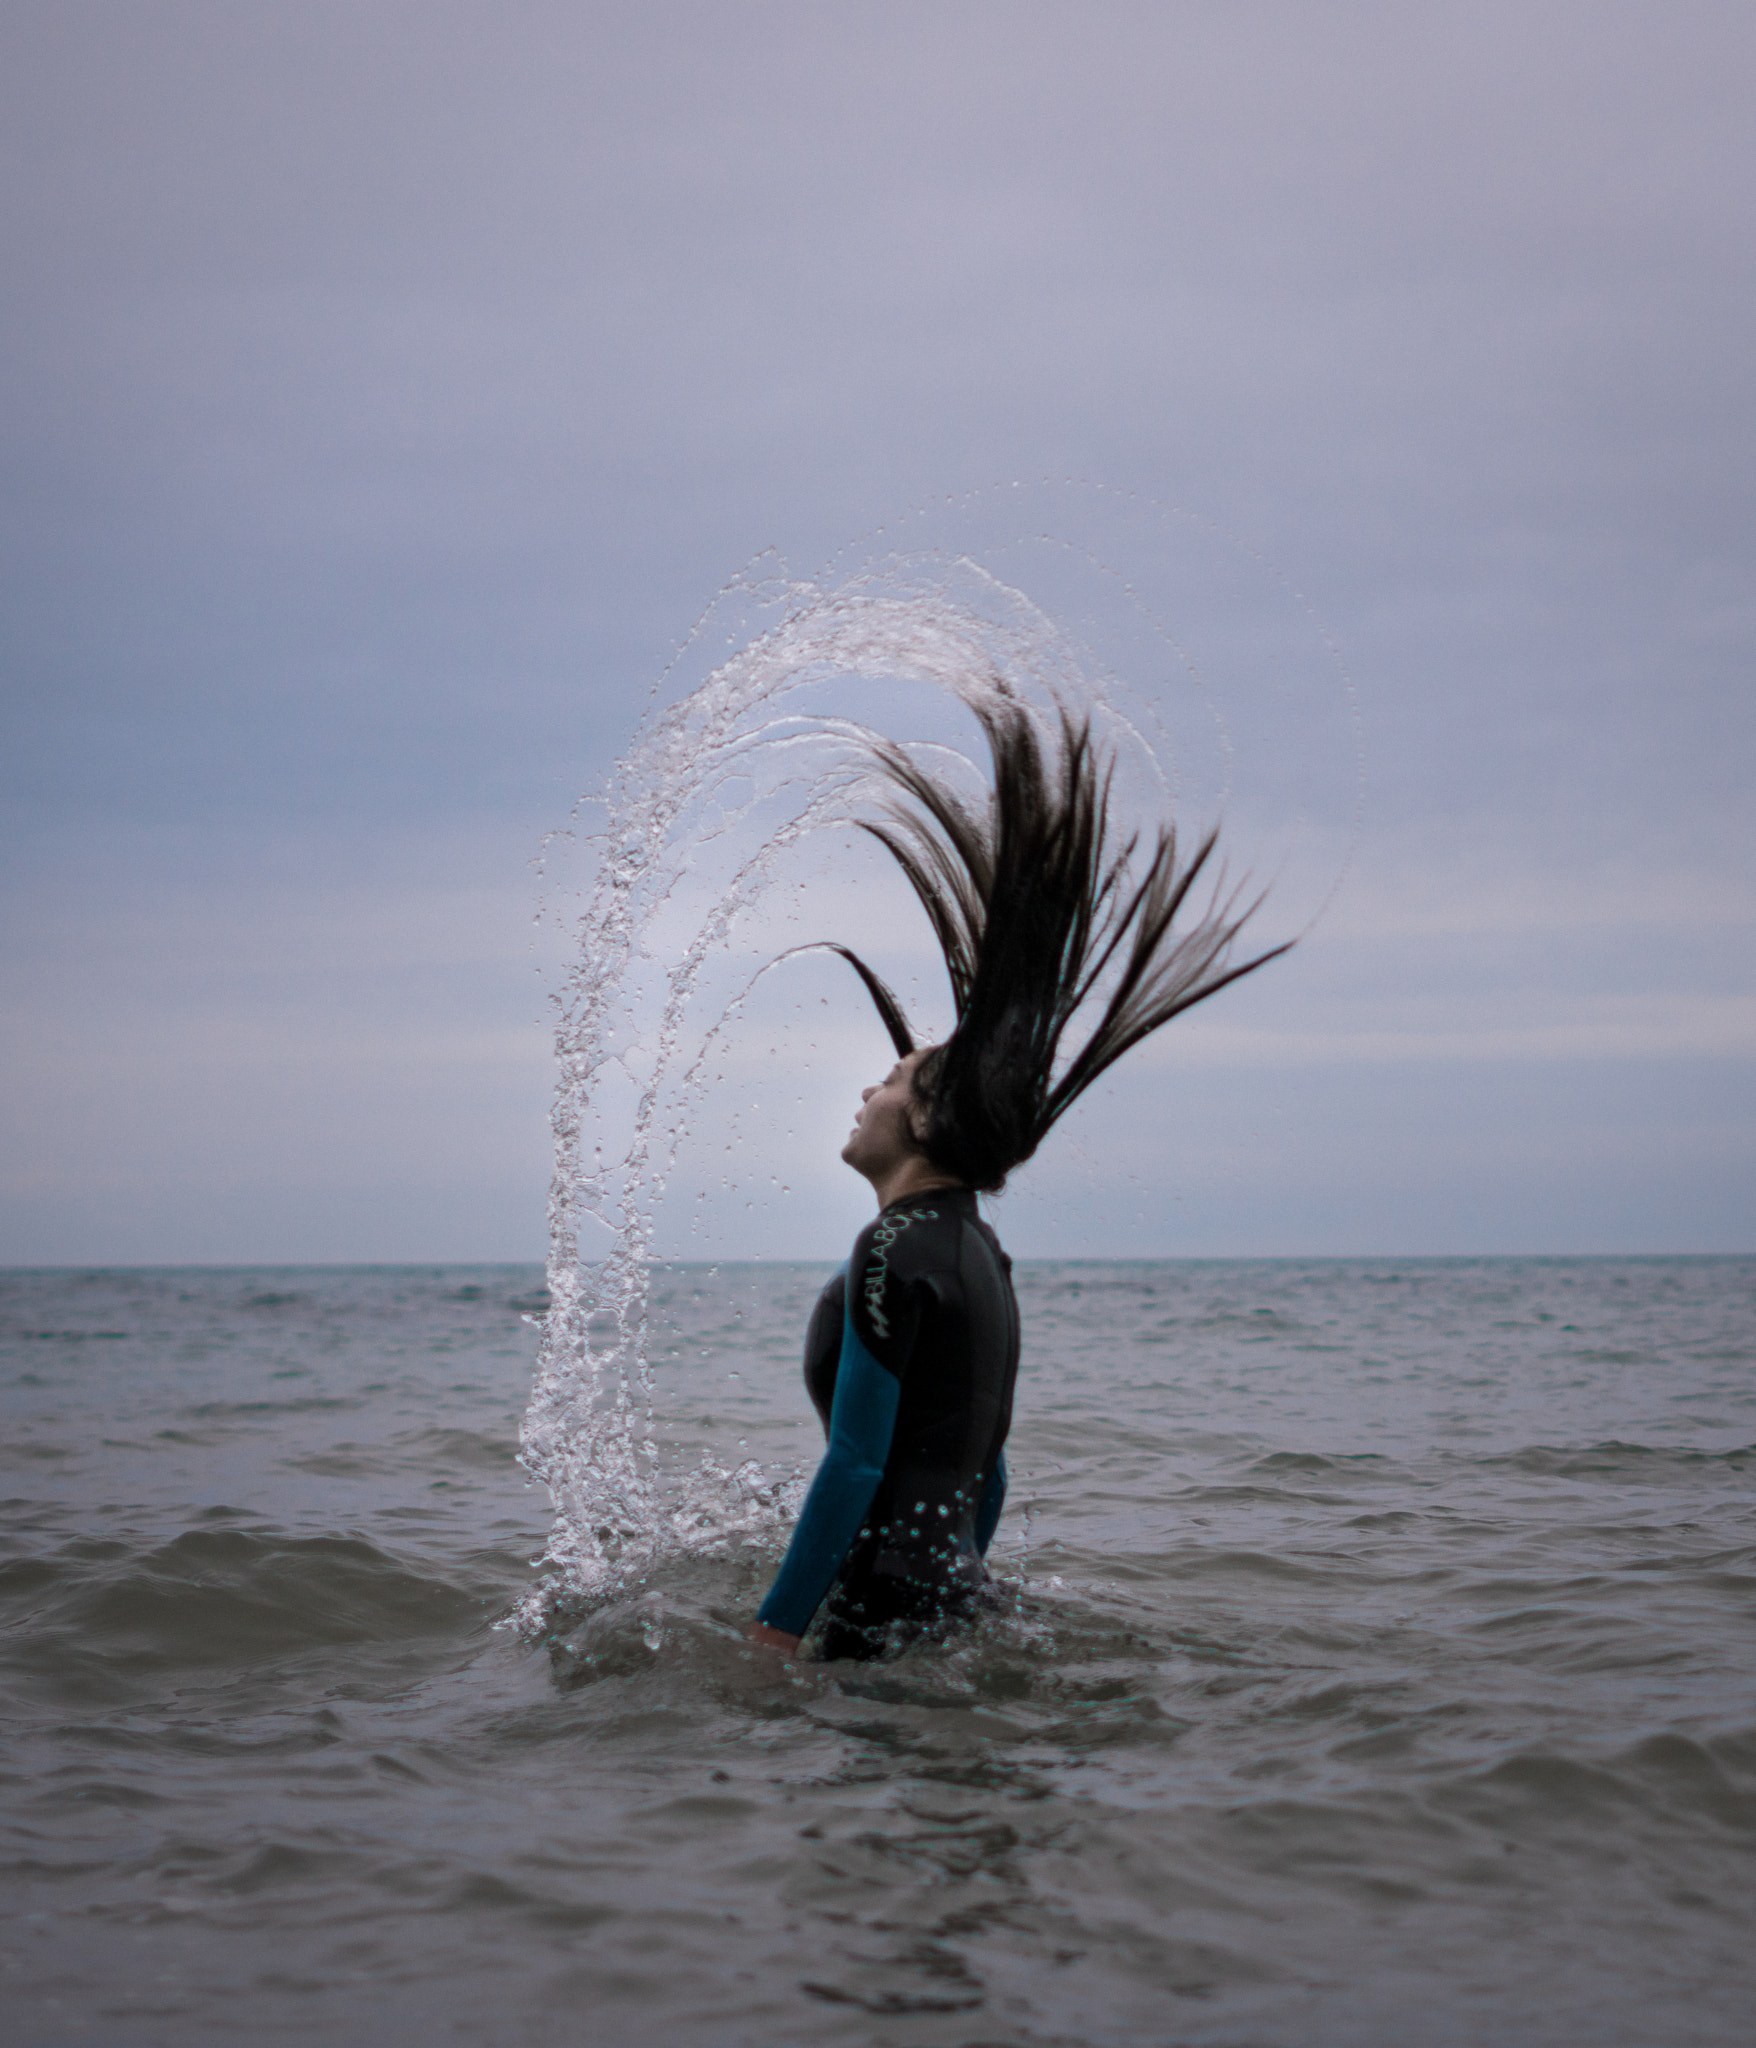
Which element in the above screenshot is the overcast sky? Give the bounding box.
[3,0,1751,1263]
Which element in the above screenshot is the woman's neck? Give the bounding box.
[868,1155,968,1210]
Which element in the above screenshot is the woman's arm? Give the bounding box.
[752,1305,900,1644]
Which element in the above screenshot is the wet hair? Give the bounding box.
[828,696,1291,1194]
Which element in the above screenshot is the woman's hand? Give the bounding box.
[748,1622,800,1657]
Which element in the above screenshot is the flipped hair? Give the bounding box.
[825,696,1292,1194]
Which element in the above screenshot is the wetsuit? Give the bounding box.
[756,1186,1019,1660]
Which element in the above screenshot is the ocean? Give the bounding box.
[3,1255,1753,2046]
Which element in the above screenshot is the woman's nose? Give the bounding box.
[860,1085,877,1102]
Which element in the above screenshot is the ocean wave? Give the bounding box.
[279,1427,520,1479]
[1248,1450,1397,1475]
[1482,1441,1756,1480]
[184,1395,368,1420]
[13,1328,129,1342]
[1433,1739,1756,1841]
[1,1527,497,1697]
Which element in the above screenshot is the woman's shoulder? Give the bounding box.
[849,1195,965,1280]
[843,1197,968,1361]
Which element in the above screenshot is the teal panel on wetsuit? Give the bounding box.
[756,1305,899,1638]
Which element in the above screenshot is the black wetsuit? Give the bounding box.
[756,1187,1020,1660]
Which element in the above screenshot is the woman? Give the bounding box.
[748,1048,1018,1661]
[750,696,1288,1660]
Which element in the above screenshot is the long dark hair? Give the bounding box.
[827,695,1291,1192]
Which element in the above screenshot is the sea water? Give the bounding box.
[4,1255,1754,2047]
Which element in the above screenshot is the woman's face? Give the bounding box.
[840,1049,929,1181]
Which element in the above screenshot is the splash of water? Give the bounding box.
[512,506,1356,1634]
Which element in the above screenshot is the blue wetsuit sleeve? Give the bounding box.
[974,1451,1007,1556]
[756,1306,900,1638]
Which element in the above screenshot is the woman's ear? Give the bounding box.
[904,1045,940,1149]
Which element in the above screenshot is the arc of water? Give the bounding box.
[512,543,1323,1633]
[515,580,1077,1627]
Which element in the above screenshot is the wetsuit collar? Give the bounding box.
[878,1183,975,1214]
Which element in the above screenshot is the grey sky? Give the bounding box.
[3,1,1751,1261]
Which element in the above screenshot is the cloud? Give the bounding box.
[2,1,1751,1258]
